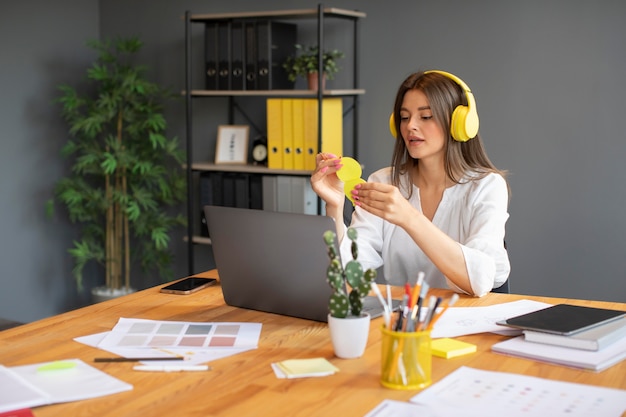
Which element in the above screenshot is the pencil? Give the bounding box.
[426,293,459,331]
[94,357,184,363]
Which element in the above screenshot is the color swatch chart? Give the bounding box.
[410,366,626,416]
[97,318,261,350]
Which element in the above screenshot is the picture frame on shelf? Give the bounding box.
[215,125,249,164]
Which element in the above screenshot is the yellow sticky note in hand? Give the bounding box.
[337,157,366,206]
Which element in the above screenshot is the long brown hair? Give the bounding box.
[390,71,507,196]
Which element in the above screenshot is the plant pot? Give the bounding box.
[91,286,136,304]
[327,313,371,359]
[307,72,326,92]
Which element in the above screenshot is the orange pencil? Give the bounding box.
[409,272,425,308]
[426,293,459,331]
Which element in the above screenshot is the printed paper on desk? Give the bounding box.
[363,399,443,417]
[430,299,552,338]
[410,366,626,417]
[0,359,132,413]
[98,318,262,350]
[75,331,257,367]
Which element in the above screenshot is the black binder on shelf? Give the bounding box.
[256,20,297,90]
[199,172,224,236]
[217,20,231,90]
[230,20,245,90]
[244,20,257,90]
[204,22,218,90]
[249,174,263,209]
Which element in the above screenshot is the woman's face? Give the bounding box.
[399,89,446,163]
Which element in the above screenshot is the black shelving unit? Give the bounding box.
[184,4,366,275]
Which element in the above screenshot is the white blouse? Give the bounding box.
[338,168,510,297]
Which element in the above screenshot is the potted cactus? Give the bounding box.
[323,228,377,358]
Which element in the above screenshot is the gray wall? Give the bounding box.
[1,0,624,323]
[0,0,100,322]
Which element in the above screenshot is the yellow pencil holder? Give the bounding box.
[380,327,432,390]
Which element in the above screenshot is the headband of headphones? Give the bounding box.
[389,70,479,142]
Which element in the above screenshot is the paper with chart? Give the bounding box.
[408,366,626,417]
[430,299,552,338]
[75,318,262,366]
[99,318,261,349]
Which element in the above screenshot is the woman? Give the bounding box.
[311,70,510,297]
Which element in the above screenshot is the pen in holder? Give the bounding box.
[380,326,432,390]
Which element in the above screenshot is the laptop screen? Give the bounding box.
[204,206,336,322]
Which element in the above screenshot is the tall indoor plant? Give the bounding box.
[47,37,186,299]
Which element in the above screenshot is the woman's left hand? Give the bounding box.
[351,182,417,227]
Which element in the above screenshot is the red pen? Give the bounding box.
[405,282,411,303]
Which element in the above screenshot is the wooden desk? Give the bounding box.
[1,270,625,417]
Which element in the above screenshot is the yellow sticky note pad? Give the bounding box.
[276,357,339,378]
[344,178,366,205]
[337,157,366,206]
[336,157,362,182]
[431,338,477,359]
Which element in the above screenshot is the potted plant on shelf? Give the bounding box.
[282,44,344,91]
[46,37,186,302]
[323,228,377,358]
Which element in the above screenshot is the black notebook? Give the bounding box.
[497,304,626,336]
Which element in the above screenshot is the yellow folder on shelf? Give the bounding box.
[281,99,294,170]
[302,98,343,170]
[266,98,283,169]
[291,99,305,170]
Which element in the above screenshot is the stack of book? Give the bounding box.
[492,304,626,371]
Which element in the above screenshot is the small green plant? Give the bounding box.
[282,44,344,82]
[323,228,377,318]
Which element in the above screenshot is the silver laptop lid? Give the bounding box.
[204,205,335,322]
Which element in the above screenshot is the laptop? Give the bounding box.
[204,205,393,322]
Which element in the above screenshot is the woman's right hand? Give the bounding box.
[311,153,345,210]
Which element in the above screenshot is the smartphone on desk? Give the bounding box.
[160,277,217,295]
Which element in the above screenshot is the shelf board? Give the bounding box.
[185,89,365,98]
[189,8,366,22]
[190,163,312,176]
[184,236,212,245]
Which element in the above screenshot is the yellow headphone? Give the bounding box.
[389,70,479,142]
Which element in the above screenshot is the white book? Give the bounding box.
[523,317,626,351]
[492,334,626,372]
[0,359,132,413]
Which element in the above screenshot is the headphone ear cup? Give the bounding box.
[464,106,479,140]
[389,113,397,138]
[450,105,471,142]
[450,104,479,142]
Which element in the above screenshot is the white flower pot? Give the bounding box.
[327,313,371,359]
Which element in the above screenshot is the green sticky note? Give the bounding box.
[37,360,77,372]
